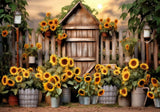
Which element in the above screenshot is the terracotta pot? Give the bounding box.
[8,95,18,106]
[45,30,51,37]
[45,95,51,105]
[57,39,62,45]
[101,32,108,37]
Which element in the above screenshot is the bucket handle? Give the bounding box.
[142,87,149,106]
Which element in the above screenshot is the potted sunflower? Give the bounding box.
[118,58,150,107]
[147,78,160,108]
[99,17,118,38]
[0,24,12,38]
[95,64,121,104]
[23,42,42,64]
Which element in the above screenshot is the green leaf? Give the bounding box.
[56,88,62,95]
[0,9,4,13]
[62,83,68,88]
[56,66,63,73]
[8,3,17,12]
[67,80,74,85]
[74,84,79,89]
[1,90,9,94]
[11,89,18,95]
[120,12,128,20]
[133,81,137,87]
[46,92,51,96]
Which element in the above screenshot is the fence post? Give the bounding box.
[112,30,117,61]
[38,33,43,66]
[119,30,123,66]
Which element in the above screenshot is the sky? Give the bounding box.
[26,0,133,30]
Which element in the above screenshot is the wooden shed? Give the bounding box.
[60,2,100,74]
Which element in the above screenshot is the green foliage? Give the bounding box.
[120,0,160,40]
[56,0,98,20]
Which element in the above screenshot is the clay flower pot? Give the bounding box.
[8,95,18,106]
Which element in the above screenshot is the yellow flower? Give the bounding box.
[59,57,69,67]
[104,22,109,28]
[122,66,129,73]
[99,25,102,30]
[46,12,51,17]
[106,17,111,23]
[7,79,15,87]
[94,76,101,85]
[23,71,30,78]
[113,70,121,75]
[78,89,85,96]
[115,66,121,70]
[53,75,60,82]
[74,76,82,83]
[15,75,23,83]
[101,68,108,75]
[27,67,33,73]
[93,72,101,77]
[98,89,105,96]
[30,44,34,48]
[151,78,158,87]
[36,43,42,50]
[140,63,149,70]
[50,24,56,31]
[45,82,55,92]
[56,82,61,88]
[35,73,42,79]
[53,18,59,26]
[95,64,100,71]
[83,73,90,77]
[10,66,18,75]
[147,91,154,99]
[145,74,150,84]
[68,58,74,67]
[22,53,27,58]
[84,76,92,83]
[138,79,145,87]
[48,20,54,26]
[66,70,74,78]
[40,21,47,27]
[129,58,139,69]
[61,74,68,82]
[99,18,103,22]
[1,75,8,86]
[122,71,130,81]
[120,88,127,97]
[106,64,111,69]
[62,33,67,39]
[57,34,63,40]
[49,76,56,84]
[49,54,57,66]
[43,72,51,80]
[74,67,81,76]
[125,44,129,50]
[24,43,29,49]
[114,19,118,24]
[2,30,8,37]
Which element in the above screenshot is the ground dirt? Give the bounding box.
[0,103,160,112]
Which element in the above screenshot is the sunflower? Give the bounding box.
[94,72,101,77]
[147,91,154,99]
[95,64,100,70]
[53,75,60,82]
[84,73,90,77]
[99,25,102,30]
[1,75,8,85]
[35,73,42,79]
[129,58,139,69]
[48,20,54,26]
[48,76,56,84]
[84,76,92,83]
[125,44,129,50]
[22,53,27,58]
[24,43,29,49]
[23,71,30,78]
[145,74,150,84]
[28,67,33,73]
[43,72,51,80]
[53,18,59,26]
[15,75,23,83]
[106,64,111,69]
[50,24,56,31]
[46,12,51,17]
[10,66,18,75]
[62,33,67,39]
[120,88,127,97]
[74,67,81,76]
[61,74,68,82]
[56,82,61,88]
[99,18,103,22]
[122,66,129,73]
[115,66,121,70]
[138,79,145,87]
[2,30,8,37]
[114,19,118,24]
[151,78,158,87]
[43,82,48,91]
[100,65,105,69]
[94,76,101,85]
[59,57,69,67]
[40,21,47,27]
[114,24,117,30]
[140,63,149,70]
[36,43,42,50]
[7,79,15,87]
[49,54,57,66]
[98,89,105,96]
[78,89,85,96]
[17,67,22,73]
[101,68,108,75]
[113,70,121,75]
[66,70,74,78]
[104,22,109,28]
[46,82,55,92]
[58,34,63,40]
[122,71,130,81]
[68,58,74,67]
[106,17,111,23]
[74,76,82,83]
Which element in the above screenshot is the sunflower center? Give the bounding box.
[50,78,56,83]
[55,76,59,81]
[95,77,100,82]
[18,77,21,81]
[103,70,107,73]
[76,77,81,81]
[63,75,66,80]
[42,22,46,26]
[54,20,58,25]
[142,65,146,69]
[47,83,53,89]
[3,32,6,35]
[122,89,126,94]
[99,90,103,95]
[86,77,90,81]
[4,78,6,83]
[75,69,79,74]
[131,61,136,66]
[80,90,84,94]
[62,59,67,65]
[140,80,144,85]
[45,74,49,78]
[149,93,153,97]
[67,71,71,76]
[25,73,28,76]
[105,23,109,27]
[153,79,157,84]
[52,57,56,62]
[124,74,129,79]
[12,68,16,73]
[8,80,13,84]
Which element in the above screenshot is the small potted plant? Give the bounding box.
[147,78,160,108]
[24,43,42,64]
[99,18,118,38]
[0,24,12,38]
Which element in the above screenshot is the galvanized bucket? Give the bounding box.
[62,88,71,103]
[19,88,39,107]
[118,95,131,107]
[83,96,90,105]
[79,96,84,104]
[91,96,98,104]
[99,85,117,104]
[51,97,60,108]
[154,98,160,108]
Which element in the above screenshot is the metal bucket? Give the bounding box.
[131,87,146,107]
[29,56,35,64]
[154,98,160,108]
[91,96,98,104]
[62,88,71,103]
[83,96,90,105]
[99,85,117,104]
[51,97,60,108]
[79,96,84,104]
[19,88,39,107]
[118,95,131,107]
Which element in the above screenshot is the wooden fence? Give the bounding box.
[9,29,159,70]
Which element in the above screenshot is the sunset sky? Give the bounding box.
[26,0,132,30]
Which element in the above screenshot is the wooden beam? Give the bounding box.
[63,25,99,30]
[66,38,96,42]
[74,57,96,61]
